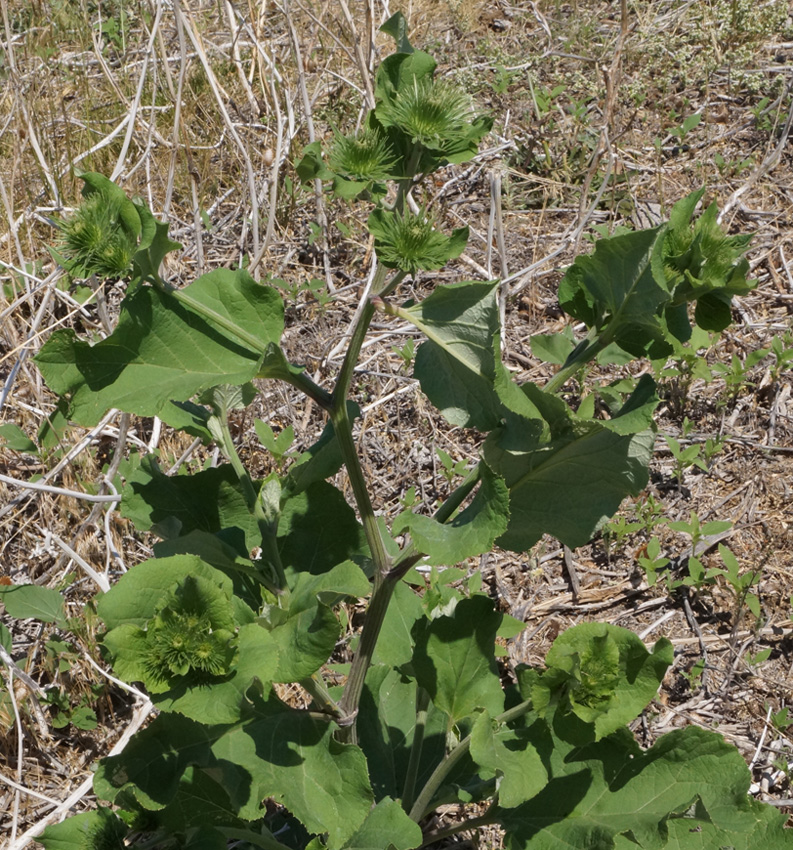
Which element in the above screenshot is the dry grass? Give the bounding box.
[1,0,793,846]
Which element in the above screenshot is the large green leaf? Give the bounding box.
[357,664,448,801]
[148,767,247,832]
[278,481,369,578]
[97,554,234,629]
[558,226,671,357]
[371,580,424,668]
[152,530,263,617]
[94,712,214,810]
[0,584,64,624]
[661,803,793,849]
[123,463,367,576]
[501,723,791,850]
[469,711,547,808]
[399,280,502,430]
[486,383,657,551]
[96,697,375,846]
[35,269,283,426]
[340,797,422,850]
[282,403,360,499]
[265,561,369,682]
[211,694,374,843]
[412,595,504,726]
[493,426,655,551]
[121,458,258,550]
[393,464,509,565]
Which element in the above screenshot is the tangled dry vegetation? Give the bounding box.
[1,0,793,846]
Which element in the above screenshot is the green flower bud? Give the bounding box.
[139,576,237,688]
[328,126,397,182]
[368,207,468,273]
[379,76,472,151]
[58,191,138,280]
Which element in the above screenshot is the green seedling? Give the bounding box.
[703,435,726,463]
[636,492,667,534]
[637,538,671,587]
[711,349,769,404]
[12,15,788,850]
[254,420,295,462]
[392,337,416,371]
[713,152,754,177]
[652,328,716,419]
[769,331,793,383]
[490,64,520,95]
[44,687,99,731]
[399,485,420,509]
[0,422,39,454]
[602,514,644,563]
[671,113,702,146]
[680,656,706,690]
[664,433,707,490]
[769,704,793,732]
[677,555,723,592]
[668,511,733,555]
[745,647,772,667]
[750,96,774,134]
[716,544,762,620]
[435,447,469,484]
[528,81,565,120]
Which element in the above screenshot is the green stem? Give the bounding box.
[543,325,608,395]
[279,368,333,410]
[330,403,391,578]
[394,145,424,215]
[434,464,481,525]
[402,686,430,813]
[329,267,409,740]
[408,697,533,822]
[336,574,396,742]
[333,267,405,407]
[300,672,345,721]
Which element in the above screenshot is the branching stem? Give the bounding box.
[336,574,396,742]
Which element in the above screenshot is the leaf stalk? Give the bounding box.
[408,697,533,822]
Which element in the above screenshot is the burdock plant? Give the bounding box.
[29,13,783,850]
